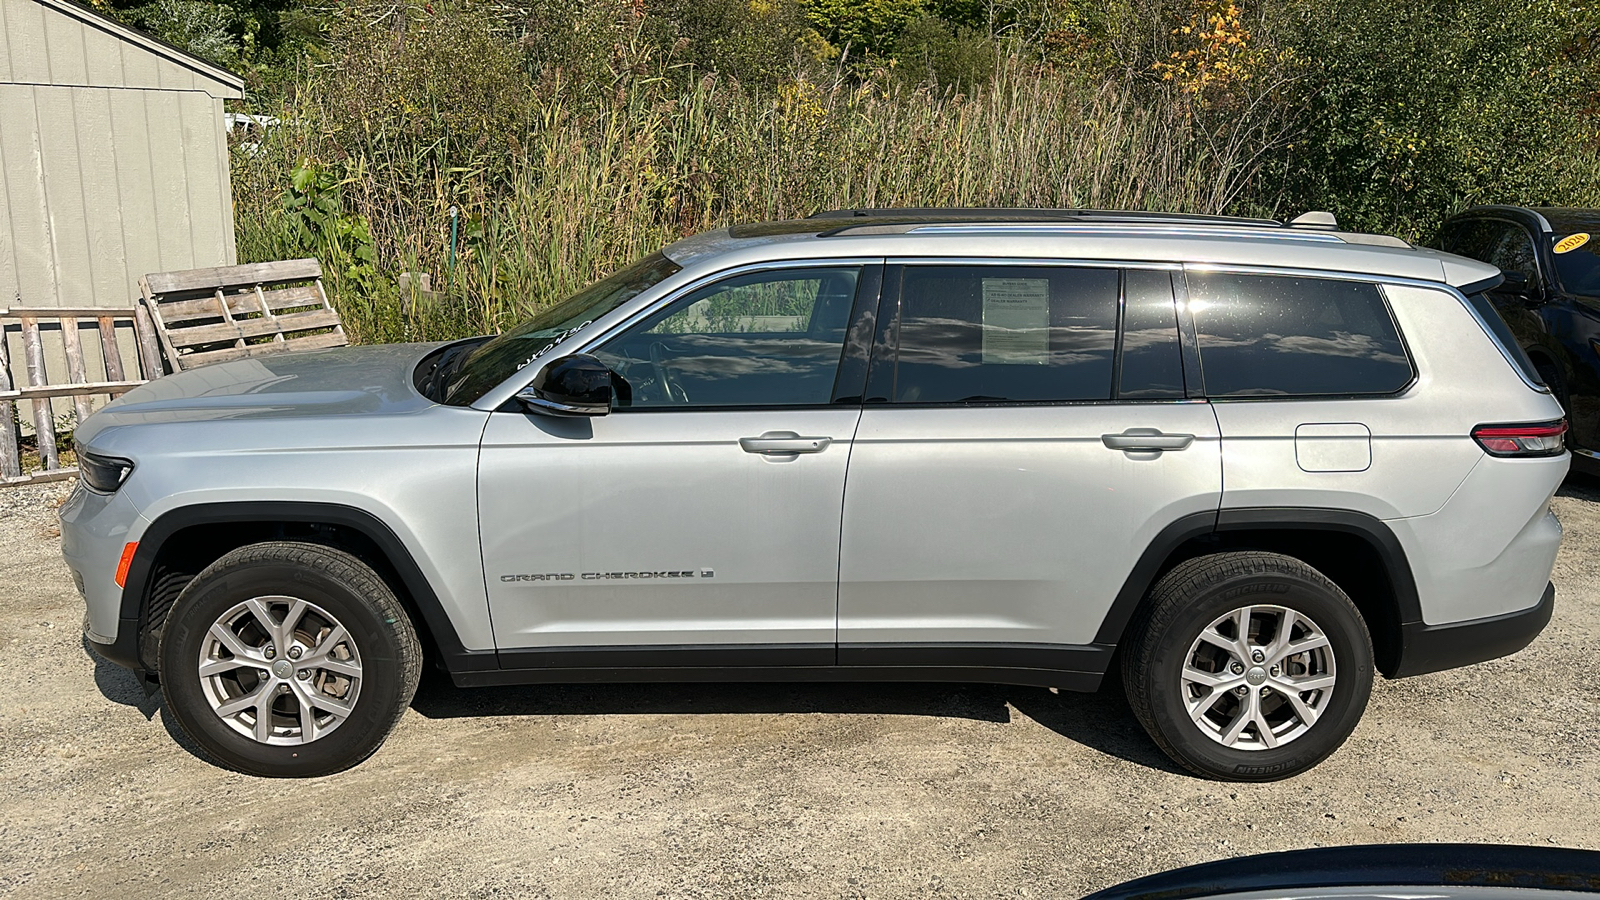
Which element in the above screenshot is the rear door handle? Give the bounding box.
[1101,428,1195,453]
[739,432,832,454]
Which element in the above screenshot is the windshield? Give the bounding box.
[1552,232,1600,297]
[441,252,682,405]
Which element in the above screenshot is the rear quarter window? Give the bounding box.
[1187,272,1413,398]
[1461,291,1545,387]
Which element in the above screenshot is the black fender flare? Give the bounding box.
[1092,506,1422,655]
[111,501,493,675]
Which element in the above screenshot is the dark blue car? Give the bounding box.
[1440,206,1600,472]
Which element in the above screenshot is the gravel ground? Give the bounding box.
[3,479,1600,899]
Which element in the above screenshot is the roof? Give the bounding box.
[1535,208,1600,233]
[665,211,1495,291]
[1448,205,1600,236]
[2,0,244,98]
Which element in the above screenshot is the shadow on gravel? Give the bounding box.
[83,635,160,719]
[411,671,1185,775]
[83,635,209,760]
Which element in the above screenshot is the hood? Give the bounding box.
[77,343,444,441]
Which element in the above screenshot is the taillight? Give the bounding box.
[1472,420,1567,457]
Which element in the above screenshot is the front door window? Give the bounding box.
[593,267,861,408]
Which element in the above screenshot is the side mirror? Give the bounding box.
[515,354,617,417]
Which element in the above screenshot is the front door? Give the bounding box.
[478,263,876,664]
[837,263,1223,667]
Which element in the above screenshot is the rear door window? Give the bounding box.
[884,265,1119,403]
[1187,272,1413,398]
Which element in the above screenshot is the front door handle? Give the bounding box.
[740,432,832,454]
[1102,428,1195,453]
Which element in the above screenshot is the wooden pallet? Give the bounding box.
[140,259,347,371]
[0,307,163,485]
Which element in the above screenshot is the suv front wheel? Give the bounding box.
[1122,551,1374,781]
[159,541,423,777]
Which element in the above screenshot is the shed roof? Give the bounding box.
[1,0,244,98]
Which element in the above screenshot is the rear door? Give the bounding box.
[836,262,1222,668]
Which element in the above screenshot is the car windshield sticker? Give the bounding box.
[1554,233,1591,254]
[515,320,593,371]
[981,277,1050,365]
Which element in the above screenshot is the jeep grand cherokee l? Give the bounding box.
[61,208,1567,780]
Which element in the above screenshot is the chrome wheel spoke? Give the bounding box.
[1196,629,1241,656]
[280,598,310,642]
[215,685,266,719]
[243,598,282,648]
[1278,686,1321,727]
[1220,694,1256,745]
[1271,633,1330,665]
[1264,609,1297,662]
[207,622,259,661]
[253,691,274,742]
[1231,606,1255,657]
[1253,707,1279,749]
[1182,664,1238,689]
[290,681,323,742]
[198,656,257,678]
[309,657,362,678]
[304,689,354,717]
[310,624,349,658]
[1280,673,1336,693]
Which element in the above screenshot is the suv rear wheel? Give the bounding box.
[159,541,422,777]
[1122,551,1373,781]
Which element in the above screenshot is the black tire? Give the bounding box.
[159,541,422,777]
[1121,551,1373,782]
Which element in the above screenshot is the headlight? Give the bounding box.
[77,445,134,493]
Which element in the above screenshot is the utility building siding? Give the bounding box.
[0,0,244,309]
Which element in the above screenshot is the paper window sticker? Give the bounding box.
[982,278,1050,365]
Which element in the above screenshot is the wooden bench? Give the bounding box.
[0,306,163,484]
[140,259,347,371]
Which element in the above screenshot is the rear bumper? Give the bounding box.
[1391,581,1554,677]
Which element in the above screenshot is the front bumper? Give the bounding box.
[60,481,148,673]
[1391,581,1555,677]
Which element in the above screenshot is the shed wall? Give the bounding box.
[0,83,237,309]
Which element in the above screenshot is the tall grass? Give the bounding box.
[234,29,1290,344]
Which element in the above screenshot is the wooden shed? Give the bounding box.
[0,0,245,309]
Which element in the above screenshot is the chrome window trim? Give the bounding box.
[473,257,885,410]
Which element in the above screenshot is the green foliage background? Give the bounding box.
[101,0,1600,343]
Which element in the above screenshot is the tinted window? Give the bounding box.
[1486,223,1539,282]
[443,252,681,405]
[1552,233,1600,296]
[593,267,859,408]
[1463,291,1545,386]
[889,265,1118,403]
[1119,269,1185,399]
[1189,273,1412,397]
[1440,219,1500,259]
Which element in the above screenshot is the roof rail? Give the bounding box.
[806,207,1285,228]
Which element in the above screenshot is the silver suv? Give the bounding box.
[61,209,1568,780]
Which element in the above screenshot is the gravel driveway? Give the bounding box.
[4,479,1599,899]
